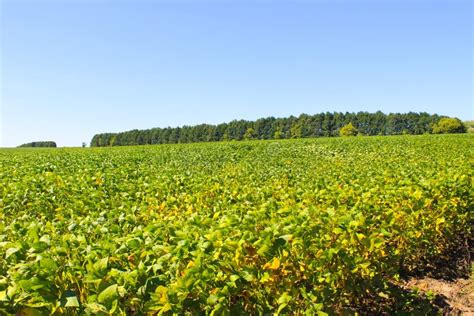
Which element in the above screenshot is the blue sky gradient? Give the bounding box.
[1,0,472,147]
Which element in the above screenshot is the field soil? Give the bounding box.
[402,232,473,315]
[406,276,474,315]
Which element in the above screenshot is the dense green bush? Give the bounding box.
[432,118,466,134]
[464,120,474,133]
[339,123,358,136]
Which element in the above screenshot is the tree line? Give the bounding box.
[90,111,464,147]
[18,141,57,148]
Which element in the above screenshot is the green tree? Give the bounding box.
[18,141,57,148]
[463,120,474,133]
[243,127,256,140]
[290,121,303,139]
[339,123,358,136]
[89,112,451,146]
[222,131,229,141]
[432,118,466,134]
[274,129,282,139]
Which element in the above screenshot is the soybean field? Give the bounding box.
[0,134,472,314]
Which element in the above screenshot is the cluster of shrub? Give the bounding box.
[464,120,474,133]
[18,141,57,148]
[339,117,465,136]
[91,111,466,147]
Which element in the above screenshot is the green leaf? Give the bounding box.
[240,270,254,282]
[257,244,269,256]
[277,292,292,305]
[97,284,118,307]
[40,257,58,273]
[278,234,293,242]
[207,294,218,305]
[65,295,80,307]
[229,274,239,282]
[5,247,19,258]
[93,257,108,276]
[332,227,343,235]
[126,238,141,249]
[84,302,108,313]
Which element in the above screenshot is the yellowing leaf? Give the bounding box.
[154,286,169,305]
[263,257,280,270]
[413,190,423,200]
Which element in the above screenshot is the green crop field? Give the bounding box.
[0,134,472,314]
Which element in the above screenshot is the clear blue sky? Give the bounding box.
[1,0,472,147]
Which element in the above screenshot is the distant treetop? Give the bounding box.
[90,111,466,147]
[18,141,57,148]
[432,118,466,134]
[339,122,358,137]
[462,120,474,134]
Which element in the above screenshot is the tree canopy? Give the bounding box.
[463,120,474,134]
[18,141,57,148]
[339,123,358,136]
[90,112,463,147]
[432,118,466,134]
